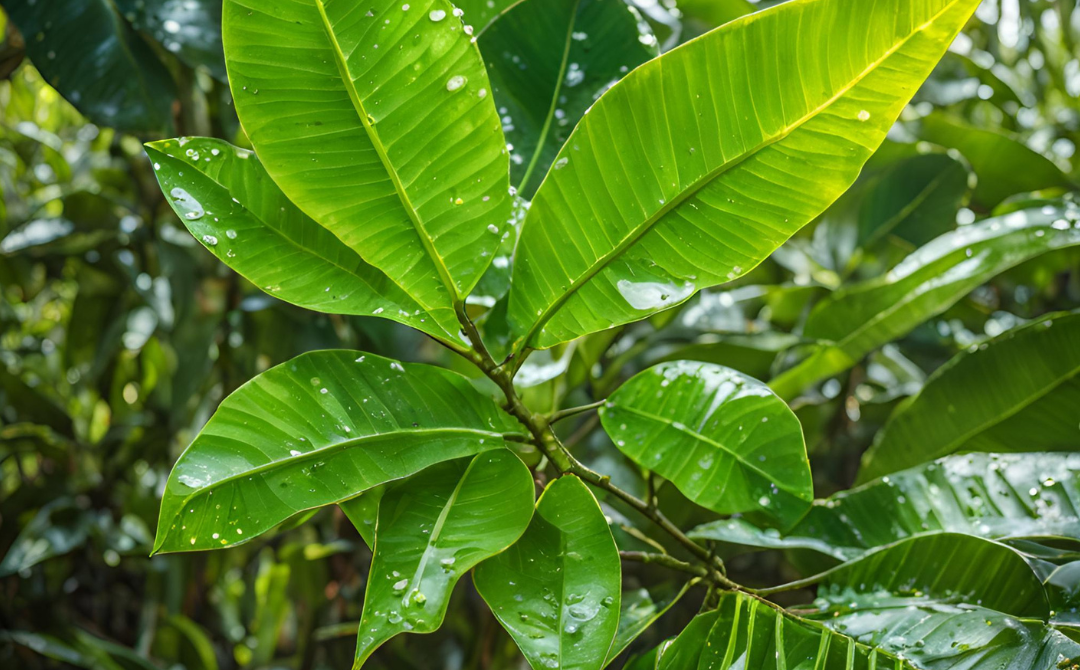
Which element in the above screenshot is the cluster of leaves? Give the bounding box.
[2,0,1080,669]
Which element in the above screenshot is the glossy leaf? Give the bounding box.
[452,0,518,33]
[223,0,513,314]
[478,0,657,197]
[655,592,914,669]
[920,113,1072,208]
[474,475,621,670]
[505,0,982,351]
[771,203,1080,399]
[116,0,226,79]
[353,451,534,665]
[812,533,1050,619]
[810,597,1080,668]
[690,452,1080,561]
[340,488,384,550]
[861,313,1080,480]
[5,0,175,132]
[153,351,526,554]
[601,361,812,528]
[145,137,461,346]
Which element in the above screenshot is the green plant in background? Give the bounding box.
[4,0,1080,668]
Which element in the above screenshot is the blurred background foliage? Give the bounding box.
[0,0,1079,668]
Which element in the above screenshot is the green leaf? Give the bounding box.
[474,475,621,670]
[690,452,1080,561]
[920,113,1072,208]
[601,361,812,529]
[340,488,384,550]
[5,0,176,132]
[860,313,1080,480]
[152,350,526,554]
[116,0,226,79]
[605,583,690,666]
[478,0,657,197]
[353,451,534,665]
[223,0,513,314]
[810,599,1080,668]
[771,203,1080,399]
[505,0,982,351]
[0,499,96,577]
[809,533,1050,619]
[654,592,914,669]
[453,0,518,33]
[145,137,461,347]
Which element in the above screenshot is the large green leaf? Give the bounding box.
[920,113,1072,208]
[474,475,621,670]
[504,0,981,352]
[5,0,176,132]
[860,313,1080,480]
[153,351,526,554]
[605,583,691,667]
[601,361,812,529]
[116,0,226,79]
[690,453,1080,561]
[453,0,518,32]
[654,592,914,669]
[223,0,513,315]
[771,203,1080,399]
[145,137,461,346]
[478,0,657,197]
[810,598,1080,668]
[353,451,534,665]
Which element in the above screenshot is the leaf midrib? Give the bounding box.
[313,0,461,305]
[518,0,965,349]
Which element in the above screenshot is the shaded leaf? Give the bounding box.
[605,582,690,666]
[153,351,526,554]
[474,475,621,670]
[354,451,534,665]
[116,0,226,79]
[145,137,462,346]
[601,361,811,528]
[479,0,657,197]
[340,488,384,550]
[224,0,513,314]
[861,312,1080,480]
[506,0,982,351]
[771,203,1080,399]
[5,0,175,132]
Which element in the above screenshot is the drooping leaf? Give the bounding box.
[478,0,657,197]
[223,0,513,315]
[353,451,534,665]
[505,0,982,352]
[920,113,1072,208]
[690,452,1080,561]
[861,313,1080,480]
[474,475,621,670]
[145,137,462,347]
[116,0,226,79]
[152,351,526,554]
[601,361,812,529]
[653,592,914,669]
[4,0,175,133]
[771,203,1080,399]
[605,583,690,666]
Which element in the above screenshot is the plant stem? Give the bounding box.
[620,551,708,578]
[547,399,607,424]
[452,309,743,591]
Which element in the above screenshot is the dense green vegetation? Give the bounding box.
[1,0,1079,669]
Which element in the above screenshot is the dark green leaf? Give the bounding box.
[605,583,690,666]
[116,0,226,79]
[474,475,621,670]
[861,312,1080,480]
[601,361,812,528]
